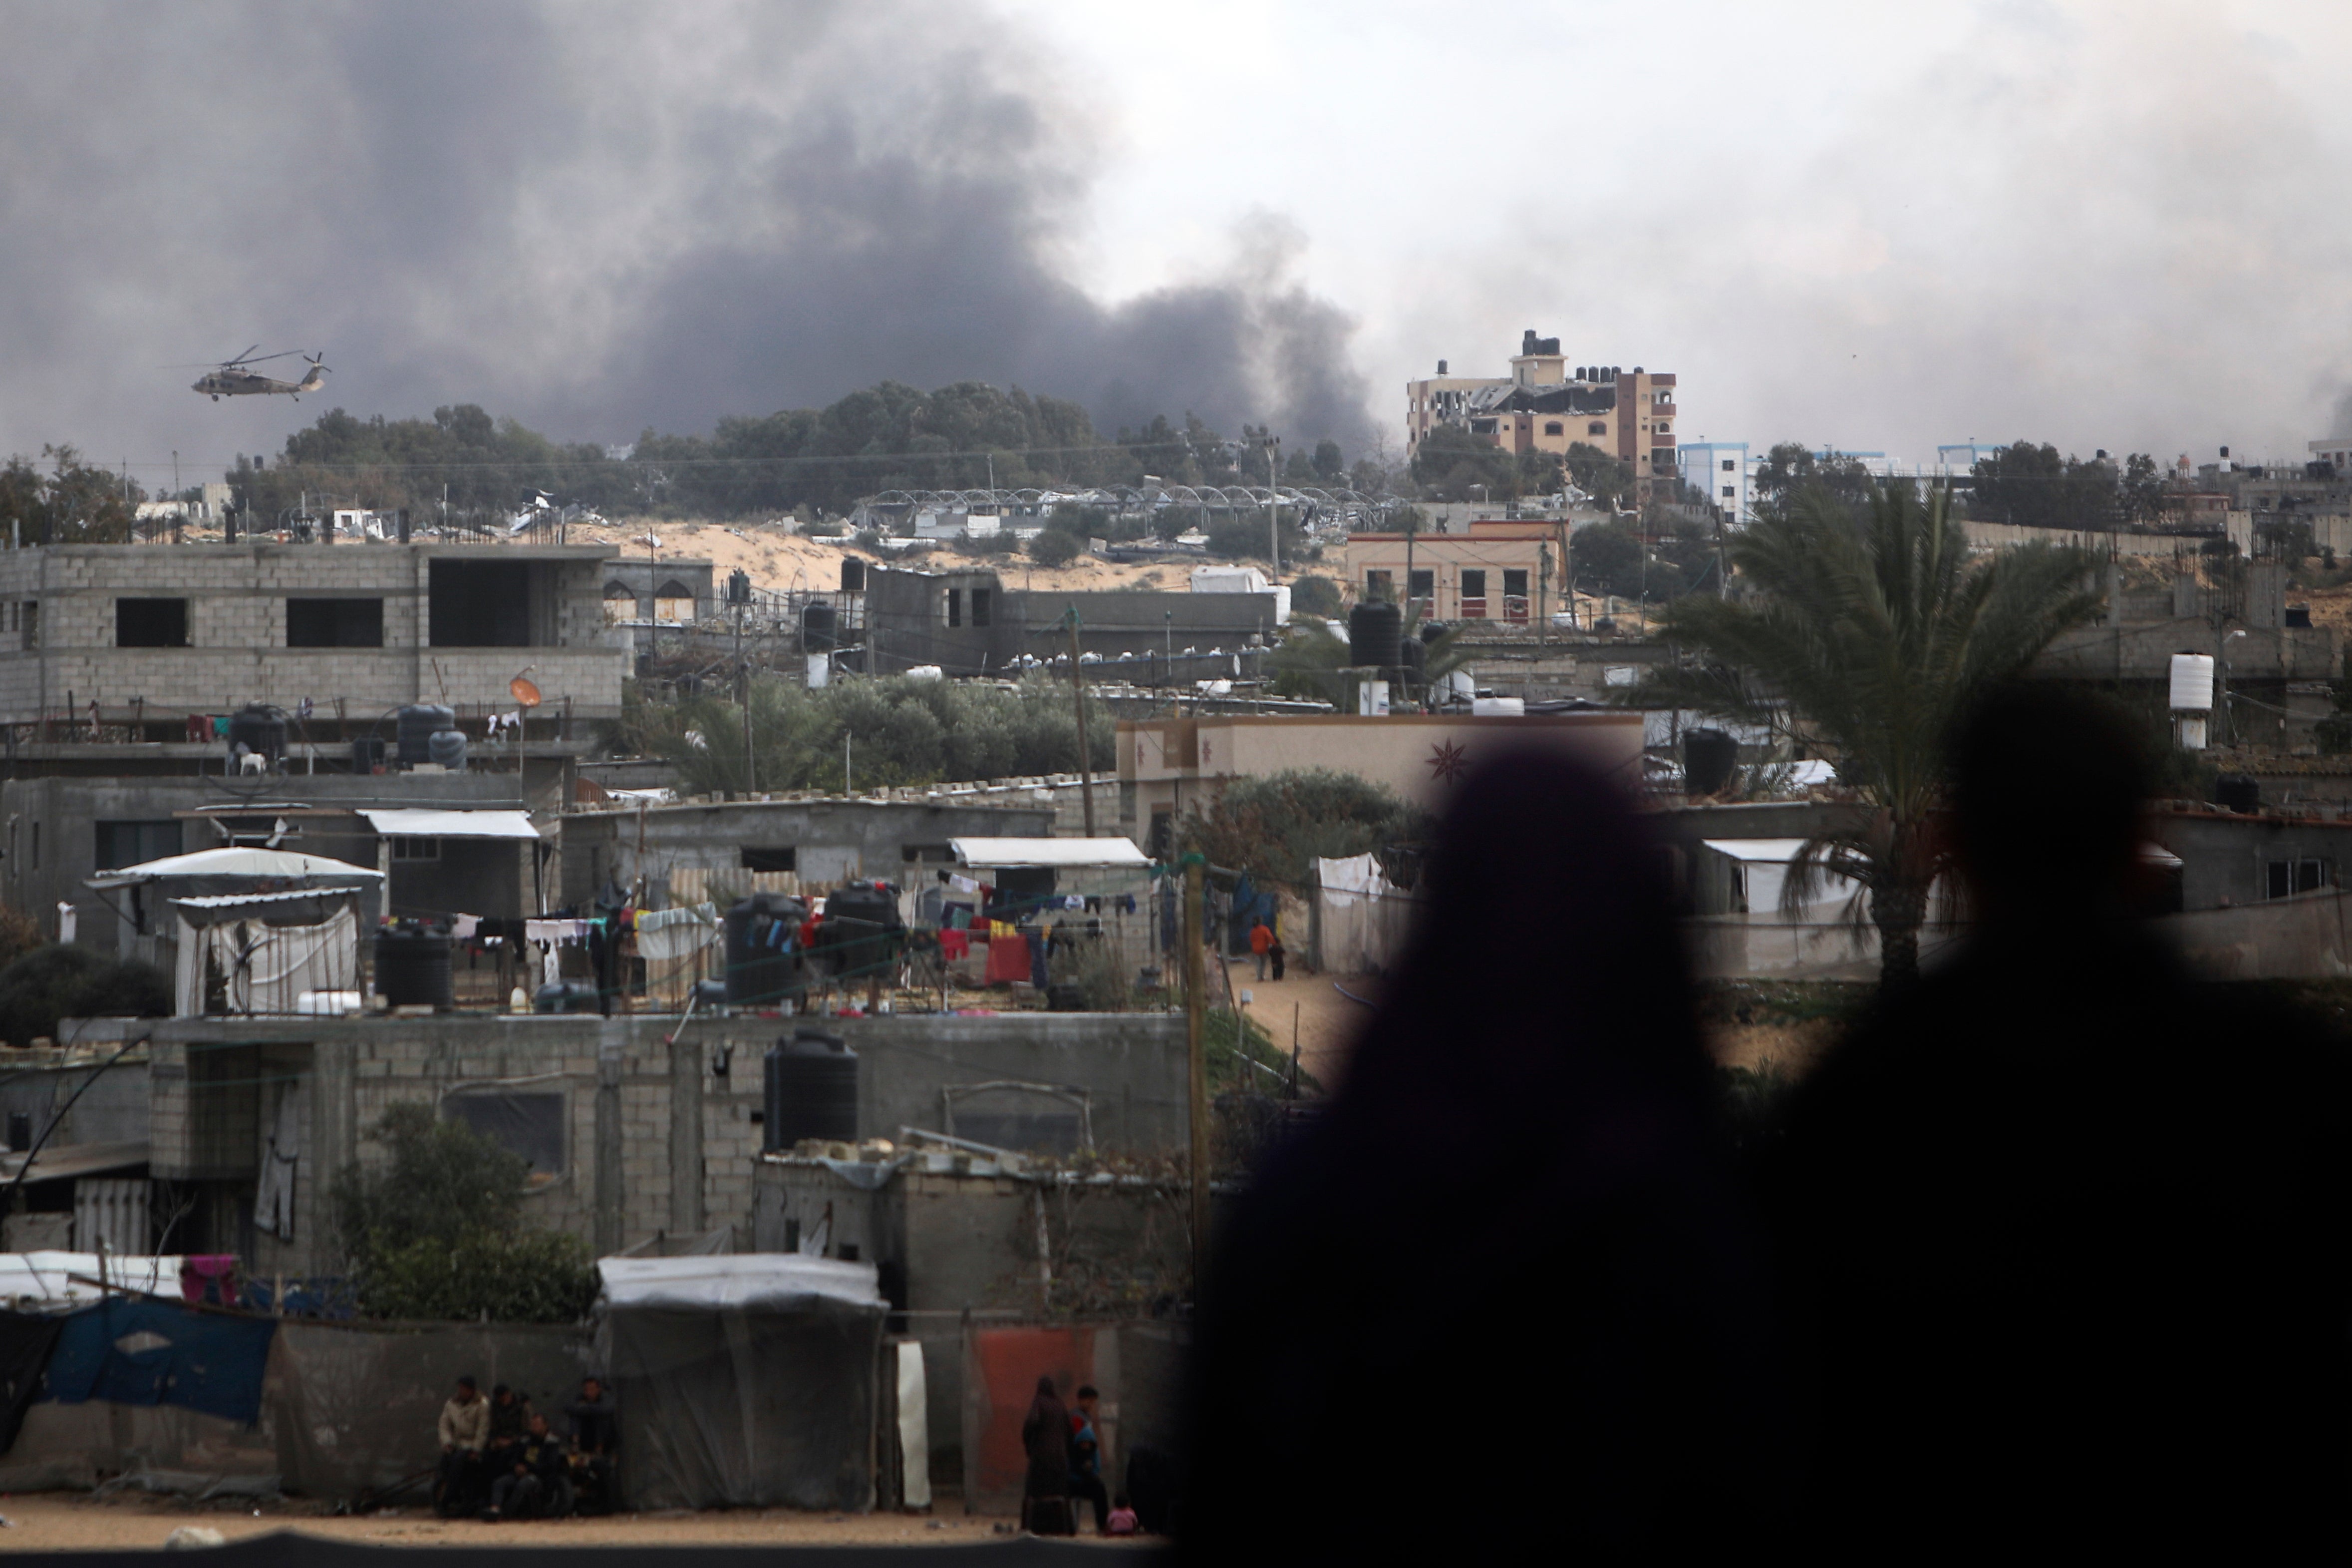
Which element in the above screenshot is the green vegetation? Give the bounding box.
[0,446,141,544]
[1637,482,2100,983]
[618,672,1112,795]
[222,384,1391,527]
[1180,768,1430,890]
[0,944,171,1046]
[1571,514,1720,602]
[331,1103,597,1323]
[1408,424,1562,503]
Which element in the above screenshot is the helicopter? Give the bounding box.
[175,347,329,401]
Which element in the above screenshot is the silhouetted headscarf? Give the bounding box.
[1021,1375,1070,1495]
[1183,748,1788,1560]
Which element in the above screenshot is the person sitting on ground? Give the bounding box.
[567,1375,618,1511]
[486,1412,569,1521]
[1106,1494,1139,1537]
[1066,1385,1109,1533]
[484,1383,531,1467]
[1249,918,1274,980]
[435,1376,488,1514]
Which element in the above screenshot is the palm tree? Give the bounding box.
[1639,481,2100,983]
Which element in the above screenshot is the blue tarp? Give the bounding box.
[40,1297,277,1424]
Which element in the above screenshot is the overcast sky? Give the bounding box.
[5,0,2350,488]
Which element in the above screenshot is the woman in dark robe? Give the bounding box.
[1019,1375,1071,1528]
[1181,749,1793,1561]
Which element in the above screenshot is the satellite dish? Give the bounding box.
[510,674,543,708]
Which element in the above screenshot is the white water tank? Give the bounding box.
[1471,696,1526,716]
[2169,652,2215,711]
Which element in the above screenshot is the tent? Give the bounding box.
[593,1254,886,1511]
[1313,853,1414,975]
[169,886,368,1017]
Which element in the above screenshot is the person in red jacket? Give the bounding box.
[1248,918,1274,981]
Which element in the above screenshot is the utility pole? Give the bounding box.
[1181,852,1209,1290]
[1538,540,1550,647]
[1265,435,1281,579]
[1066,608,1098,837]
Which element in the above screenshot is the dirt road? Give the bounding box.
[0,1493,1149,1550]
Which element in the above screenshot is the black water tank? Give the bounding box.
[1419,619,1449,644]
[1684,728,1740,795]
[1400,637,1427,684]
[725,892,808,1007]
[350,735,385,774]
[816,882,904,977]
[396,704,454,766]
[764,1028,859,1152]
[228,704,285,762]
[804,602,837,651]
[2215,773,2261,814]
[840,558,866,592]
[427,728,468,771]
[533,980,600,1014]
[1348,601,1402,669]
[375,922,454,1009]
[727,568,751,605]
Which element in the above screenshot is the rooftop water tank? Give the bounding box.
[804,602,837,651]
[396,704,454,766]
[227,704,286,763]
[2168,652,2215,711]
[764,1028,858,1152]
[427,728,467,771]
[725,892,807,1008]
[1684,728,1740,795]
[374,922,453,1010]
[1347,601,1402,671]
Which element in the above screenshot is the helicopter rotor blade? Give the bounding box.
[225,344,263,366]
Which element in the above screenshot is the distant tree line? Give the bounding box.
[216,382,1394,528]
[0,445,142,544]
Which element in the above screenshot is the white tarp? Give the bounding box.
[357,809,540,840]
[0,1252,185,1306]
[89,846,385,890]
[950,837,1150,869]
[174,908,360,1017]
[1700,838,1863,917]
[1314,853,1413,975]
[896,1340,931,1510]
[596,1254,882,1311]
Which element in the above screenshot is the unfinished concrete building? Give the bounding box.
[0,540,631,746]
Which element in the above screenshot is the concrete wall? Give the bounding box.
[752,1157,1188,1490]
[560,797,1055,906]
[867,566,1280,674]
[0,543,629,725]
[2146,809,2352,911]
[128,1010,1185,1275]
[1119,710,1646,839]
[2,771,541,946]
[598,556,717,621]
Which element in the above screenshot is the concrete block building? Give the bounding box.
[0,541,631,737]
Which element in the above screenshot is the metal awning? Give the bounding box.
[0,1139,150,1185]
[89,846,386,889]
[1699,838,1814,863]
[358,808,541,840]
[169,886,374,927]
[948,837,1151,870]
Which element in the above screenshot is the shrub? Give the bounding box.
[0,903,42,969]
[0,944,171,1046]
[1287,574,1344,618]
[1027,529,1083,567]
[331,1102,597,1322]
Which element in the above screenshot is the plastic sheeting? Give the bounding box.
[0,1253,185,1305]
[1313,854,1413,976]
[594,1255,885,1511]
[41,1297,277,1424]
[268,1321,590,1499]
[174,908,359,1017]
[0,1310,62,1452]
[896,1339,931,1510]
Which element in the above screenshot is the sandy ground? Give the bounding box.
[0,1493,1153,1550]
[569,520,1214,602]
[1222,961,1379,1091]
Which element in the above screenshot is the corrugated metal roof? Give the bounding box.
[0,1139,149,1185]
[949,837,1150,869]
[358,808,540,840]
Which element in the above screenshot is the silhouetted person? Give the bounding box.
[1772,683,2352,1558]
[1020,1375,1072,1533]
[1183,750,1791,1561]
